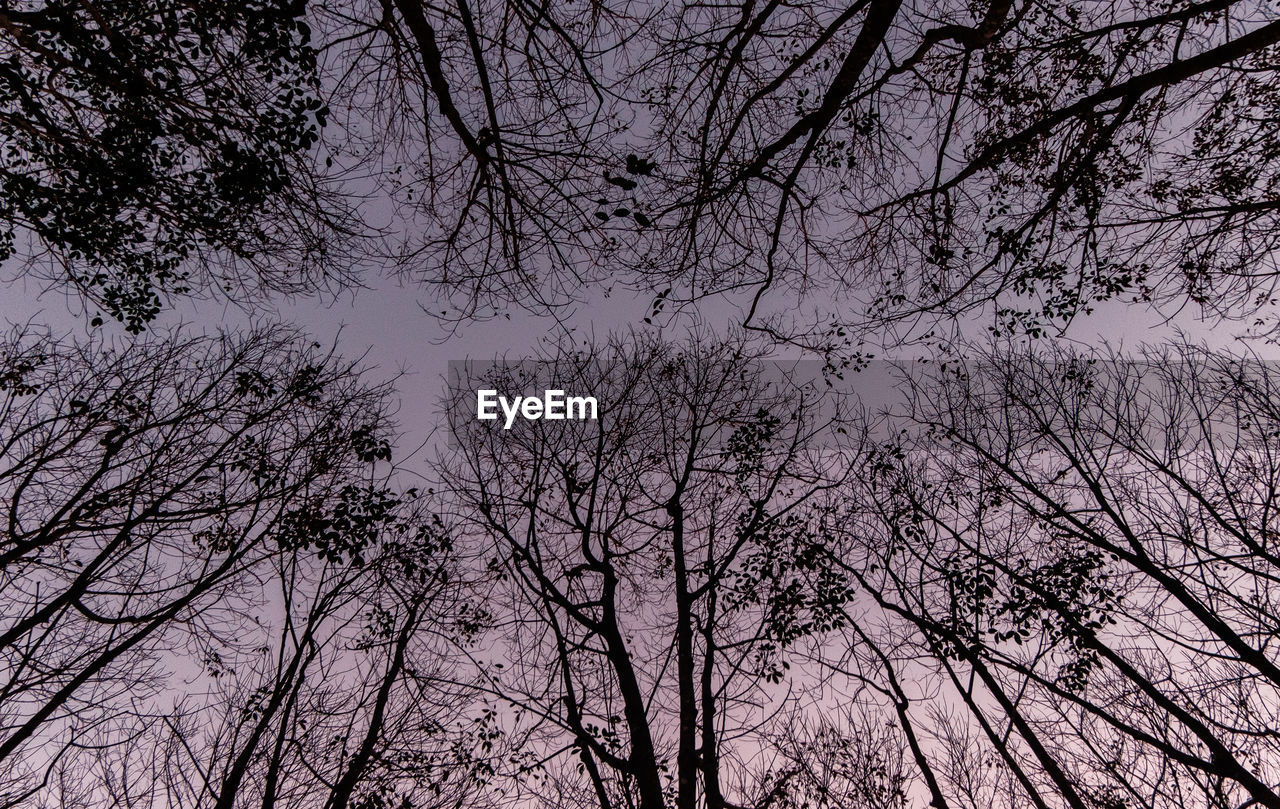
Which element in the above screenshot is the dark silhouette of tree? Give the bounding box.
[7,2,1280,808]
[438,336,889,809]
[432,335,1280,809]
[817,342,1280,809]
[641,0,1280,346]
[312,0,1280,344]
[6,0,1279,343]
[0,325,481,809]
[0,1,353,332]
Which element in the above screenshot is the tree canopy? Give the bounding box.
[0,1,341,331]
[5,0,1278,342]
[321,0,1280,345]
[4,2,1280,809]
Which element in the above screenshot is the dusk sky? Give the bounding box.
[3,2,1280,808]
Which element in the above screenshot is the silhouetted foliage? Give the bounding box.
[821,342,1280,809]
[311,0,1280,345]
[0,1,345,331]
[0,326,480,809]
[9,0,1277,342]
[440,336,871,809]
[6,2,1280,809]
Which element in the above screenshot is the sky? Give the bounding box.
[2,250,1264,480]
[5,5,1280,806]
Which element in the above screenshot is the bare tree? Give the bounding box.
[9,0,1279,344]
[305,0,1280,345]
[10,4,1280,809]
[437,335,876,809]
[641,0,1280,345]
[0,325,480,809]
[819,341,1280,809]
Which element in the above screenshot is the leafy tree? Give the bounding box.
[0,1,347,331]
